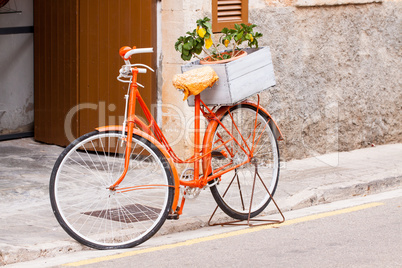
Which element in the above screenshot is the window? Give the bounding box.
[212,0,248,33]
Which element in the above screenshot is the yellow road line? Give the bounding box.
[64,202,383,267]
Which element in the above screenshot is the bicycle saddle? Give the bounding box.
[172,66,219,100]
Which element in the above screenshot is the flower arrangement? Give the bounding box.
[175,17,263,62]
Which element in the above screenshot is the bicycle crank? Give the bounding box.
[180,168,202,199]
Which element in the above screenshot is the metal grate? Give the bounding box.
[0,0,9,8]
[0,0,22,14]
[83,204,161,223]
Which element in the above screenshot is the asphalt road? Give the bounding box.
[12,189,401,268]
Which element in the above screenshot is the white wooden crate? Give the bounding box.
[182,46,276,106]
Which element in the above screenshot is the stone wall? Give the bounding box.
[160,0,402,162]
[250,0,401,161]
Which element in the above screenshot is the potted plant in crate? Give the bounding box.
[177,17,275,107]
[174,17,263,64]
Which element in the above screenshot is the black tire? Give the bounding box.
[209,104,280,220]
[49,131,174,249]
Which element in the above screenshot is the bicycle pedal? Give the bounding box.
[167,206,180,220]
[167,213,180,220]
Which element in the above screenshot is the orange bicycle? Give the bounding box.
[50,46,283,249]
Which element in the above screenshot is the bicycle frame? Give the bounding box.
[100,54,283,216]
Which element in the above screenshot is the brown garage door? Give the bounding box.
[34,0,156,146]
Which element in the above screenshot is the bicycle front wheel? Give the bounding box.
[209,104,280,220]
[50,130,174,249]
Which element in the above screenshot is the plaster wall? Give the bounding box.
[0,0,34,136]
[249,0,402,160]
[160,0,212,161]
[160,0,401,162]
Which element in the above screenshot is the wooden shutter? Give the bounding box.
[212,0,248,33]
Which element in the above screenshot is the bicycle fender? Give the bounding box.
[96,125,180,212]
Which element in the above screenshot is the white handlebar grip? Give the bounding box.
[124,47,154,59]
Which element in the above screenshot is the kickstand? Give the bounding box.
[208,163,285,227]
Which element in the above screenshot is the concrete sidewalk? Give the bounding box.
[0,138,401,265]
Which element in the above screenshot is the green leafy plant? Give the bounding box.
[220,23,263,58]
[175,17,263,62]
[174,17,214,61]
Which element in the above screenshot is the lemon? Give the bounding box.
[198,27,206,38]
[205,36,213,49]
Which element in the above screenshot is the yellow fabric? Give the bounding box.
[172,66,219,100]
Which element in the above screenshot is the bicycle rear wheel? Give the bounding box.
[50,130,174,249]
[209,104,280,220]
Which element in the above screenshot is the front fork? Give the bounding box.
[109,69,139,190]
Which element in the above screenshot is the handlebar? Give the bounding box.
[119,46,153,60]
[117,46,155,85]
